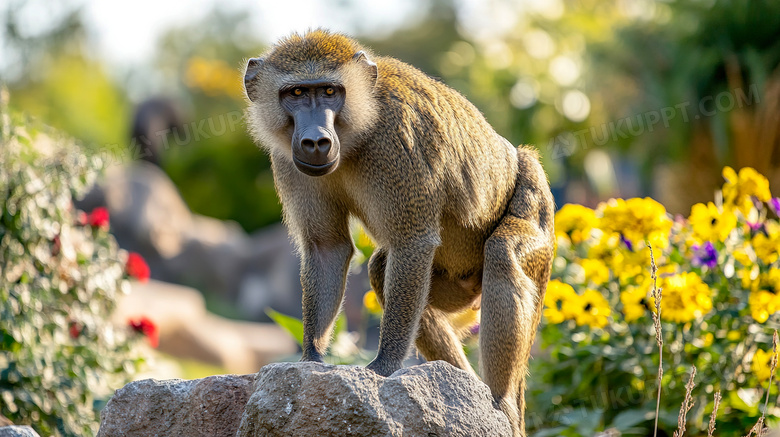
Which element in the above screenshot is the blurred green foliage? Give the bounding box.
[0,98,145,436]
[152,9,281,231]
[4,0,779,231]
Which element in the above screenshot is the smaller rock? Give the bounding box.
[97,374,255,437]
[114,280,297,374]
[0,426,41,437]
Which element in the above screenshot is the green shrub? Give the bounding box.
[0,95,146,436]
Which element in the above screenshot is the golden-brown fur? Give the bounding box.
[244,29,555,436]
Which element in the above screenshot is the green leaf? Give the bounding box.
[333,312,347,337]
[265,308,304,347]
[609,408,653,431]
[532,426,568,437]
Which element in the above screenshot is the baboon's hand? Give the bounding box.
[300,352,324,363]
[366,357,401,377]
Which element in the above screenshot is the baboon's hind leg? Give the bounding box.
[480,149,554,437]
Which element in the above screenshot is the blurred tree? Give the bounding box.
[589,0,780,213]
[2,1,130,148]
[151,8,282,231]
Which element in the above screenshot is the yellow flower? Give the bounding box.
[555,204,598,244]
[751,222,780,264]
[739,265,761,291]
[580,259,610,286]
[451,307,480,333]
[727,330,742,341]
[573,288,611,328]
[599,198,672,249]
[748,289,780,323]
[543,280,579,324]
[688,202,737,242]
[722,166,772,215]
[766,269,780,290]
[363,290,383,314]
[752,348,778,382]
[659,272,713,323]
[620,286,650,322]
[733,247,755,267]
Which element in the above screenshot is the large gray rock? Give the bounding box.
[97,362,510,437]
[97,374,255,437]
[0,426,41,437]
[238,361,511,437]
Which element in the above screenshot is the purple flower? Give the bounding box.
[470,323,480,335]
[747,221,764,233]
[620,234,633,251]
[770,198,780,214]
[691,241,718,269]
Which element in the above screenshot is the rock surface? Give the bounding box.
[97,374,255,437]
[241,361,511,437]
[0,426,41,437]
[97,361,511,437]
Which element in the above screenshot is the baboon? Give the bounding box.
[244,30,554,436]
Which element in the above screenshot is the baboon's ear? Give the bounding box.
[353,51,377,87]
[244,57,264,101]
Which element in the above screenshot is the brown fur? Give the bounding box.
[244,29,555,436]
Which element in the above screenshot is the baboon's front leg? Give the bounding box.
[300,241,354,362]
[366,239,437,376]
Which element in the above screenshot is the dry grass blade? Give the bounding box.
[747,331,780,437]
[745,419,765,437]
[707,391,721,437]
[648,244,664,437]
[673,365,697,437]
[744,331,778,437]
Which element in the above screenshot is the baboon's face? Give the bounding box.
[244,46,377,176]
[279,81,345,177]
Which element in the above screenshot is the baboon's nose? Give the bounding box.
[301,136,331,155]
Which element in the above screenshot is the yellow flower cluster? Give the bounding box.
[555,204,598,244]
[599,198,672,249]
[722,166,772,216]
[543,280,610,328]
[185,57,243,98]
[688,202,737,242]
[547,166,778,330]
[752,348,778,382]
[658,272,713,323]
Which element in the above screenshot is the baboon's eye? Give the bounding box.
[325,87,335,96]
[292,88,304,96]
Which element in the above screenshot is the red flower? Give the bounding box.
[88,207,110,230]
[126,252,150,282]
[69,322,81,339]
[128,316,159,348]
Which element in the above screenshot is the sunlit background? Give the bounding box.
[2,0,780,435]
[5,0,780,228]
